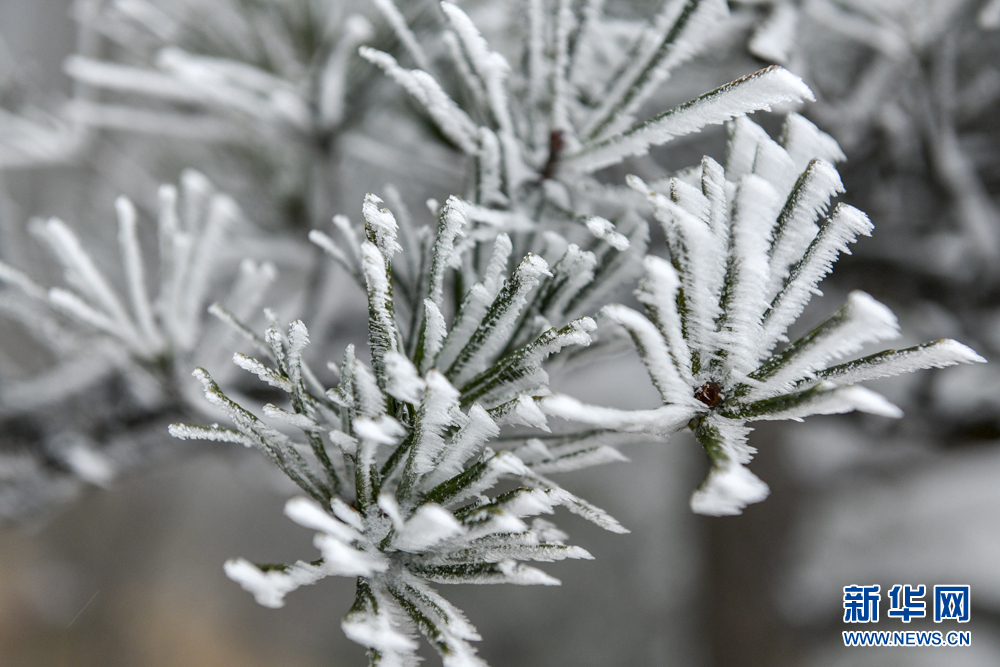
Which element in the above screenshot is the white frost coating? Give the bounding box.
[224,558,324,608]
[601,304,693,406]
[47,288,128,344]
[421,299,447,372]
[779,113,845,171]
[426,404,499,486]
[436,284,493,372]
[648,192,726,356]
[585,216,630,250]
[583,0,730,138]
[700,156,729,239]
[531,518,569,544]
[495,488,557,518]
[263,404,320,432]
[550,0,575,133]
[445,450,534,507]
[755,292,900,397]
[750,384,903,421]
[385,351,426,404]
[389,589,487,667]
[448,254,551,387]
[360,241,399,368]
[748,1,797,64]
[690,463,770,516]
[372,0,431,72]
[540,248,597,322]
[819,339,987,385]
[445,537,591,564]
[637,256,691,380]
[521,317,596,370]
[285,496,363,543]
[0,261,48,300]
[287,320,310,383]
[353,361,387,418]
[540,484,629,534]
[460,204,535,237]
[329,429,358,455]
[389,586,482,667]
[568,66,814,173]
[767,159,844,297]
[477,127,508,207]
[180,194,238,349]
[526,0,546,110]
[440,2,515,136]
[762,203,874,353]
[115,196,162,352]
[399,572,482,641]
[668,178,711,224]
[167,423,254,447]
[332,214,363,266]
[342,604,419,655]
[354,415,406,445]
[377,493,407,529]
[179,169,213,235]
[392,503,464,552]
[313,533,388,576]
[440,28,488,120]
[454,510,528,545]
[65,55,212,106]
[410,370,462,476]
[528,445,629,474]
[483,233,513,296]
[331,498,366,532]
[152,47,306,114]
[363,194,402,261]
[726,115,775,181]
[750,129,799,198]
[358,48,479,154]
[319,15,374,128]
[429,197,468,310]
[309,229,354,274]
[34,218,137,339]
[722,174,782,377]
[498,395,550,430]
[496,559,561,586]
[540,394,697,435]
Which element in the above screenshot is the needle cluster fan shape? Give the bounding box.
[0,170,272,403]
[171,192,631,666]
[65,0,376,144]
[541,115,986,516]
[362,0,814,214]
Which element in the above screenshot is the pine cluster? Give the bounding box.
[0,0,993,665]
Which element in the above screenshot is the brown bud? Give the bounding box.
[694,381,723,408]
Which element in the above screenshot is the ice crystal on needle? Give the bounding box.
[0,171,273,407]
[542,115,986,516]
[171,192,628,666]
[362,0,814,215]
[65,0,375,145]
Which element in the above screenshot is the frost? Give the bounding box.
[224,558,325,609]
[586,116,985,515]
[168,193,621,666]
[690,462,770,516]
[0,0,991,662]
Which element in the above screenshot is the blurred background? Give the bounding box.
[1,0,999,665]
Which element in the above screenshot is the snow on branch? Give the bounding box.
[579,116,985,515]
